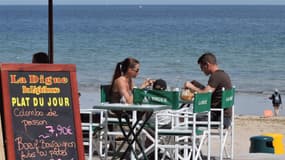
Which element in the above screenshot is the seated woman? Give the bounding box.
[108,57,154,158]
[110,57,154,104]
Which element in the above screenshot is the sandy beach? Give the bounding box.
[232,115,285,160]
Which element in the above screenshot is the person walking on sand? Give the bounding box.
[269,89,282,116]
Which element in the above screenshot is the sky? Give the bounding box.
[1,0,285,5]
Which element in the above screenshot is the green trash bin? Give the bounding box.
[250,136,274,154]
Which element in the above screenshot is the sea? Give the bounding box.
[1,5,285,115]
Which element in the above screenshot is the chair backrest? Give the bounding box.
[133,88,180,109]
[100,85,111,103]
[193,92,212,113]
[221,87,235,109]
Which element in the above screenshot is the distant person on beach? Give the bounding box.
[32,52,49,63]
[269,89,282,116]
[184,52,232,128]
[110,57,154,104]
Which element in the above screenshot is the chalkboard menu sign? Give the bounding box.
[0,64,84,160]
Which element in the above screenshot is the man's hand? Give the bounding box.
[184,81,194,90]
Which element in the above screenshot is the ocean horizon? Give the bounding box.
[1,5,284,115]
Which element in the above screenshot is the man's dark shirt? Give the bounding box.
[208,70,232,118]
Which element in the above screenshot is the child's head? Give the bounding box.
[153,79,167,90]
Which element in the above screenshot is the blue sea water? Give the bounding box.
[1,5,285,98]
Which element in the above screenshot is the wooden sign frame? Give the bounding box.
[0,63,84,160]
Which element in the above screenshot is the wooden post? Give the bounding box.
[48,0,54,64]
[0,114,6,160]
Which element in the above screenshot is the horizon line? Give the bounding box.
[1,3,285,6]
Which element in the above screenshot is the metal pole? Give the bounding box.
[48,0,54,64]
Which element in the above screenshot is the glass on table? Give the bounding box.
[169,87,180,92]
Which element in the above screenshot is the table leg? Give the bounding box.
[124,111,153,160]
[112,111,153,160]
[111,112,138,160]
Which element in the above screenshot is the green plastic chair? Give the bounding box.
[155,92,212,160]
[133,88,180,158]
[133,88,180,109]
[100,85,111,103]
[80,109,108,160]
[81,84,111,159]
[99,84,123,156]
[211,87,235,160]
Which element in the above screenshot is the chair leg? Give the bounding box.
[223,127,234,159]
[194,133,208,160]
[219,126,234,160]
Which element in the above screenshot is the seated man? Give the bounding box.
[184,52,232,128]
